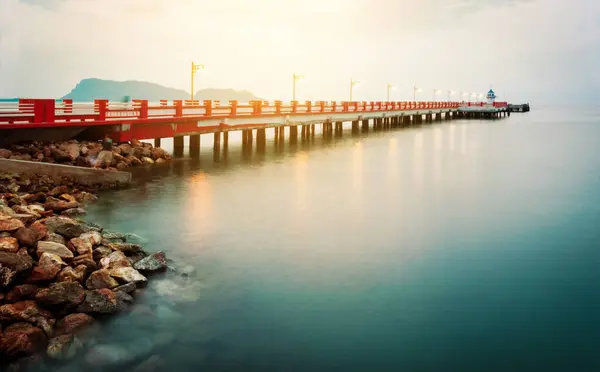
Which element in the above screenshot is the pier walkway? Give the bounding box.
[0,99,509,149]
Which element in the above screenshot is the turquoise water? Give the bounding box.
[36,106,600,371]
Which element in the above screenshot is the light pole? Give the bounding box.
[447,90,456,102]
[432,88,441,102]
[293,73,304,101]
[387,83,396,102]
[413,85,422,101]
[190,62,204,101]
[350,78,359,102]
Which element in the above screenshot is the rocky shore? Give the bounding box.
[0,172,168,369]
[0,139,172,170]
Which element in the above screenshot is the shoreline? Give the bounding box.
[0,142,172,369]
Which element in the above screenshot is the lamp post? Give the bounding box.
[413,85,422,101]
[293,73,304,101]
[190,62,205,101]
[350,78,360,102]
[447,90,456,102]
[432,88,441,102]
[387,83,396,102]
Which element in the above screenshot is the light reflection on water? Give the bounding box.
[27,107,600,372]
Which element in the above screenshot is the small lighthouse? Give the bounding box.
[486,88,497,105]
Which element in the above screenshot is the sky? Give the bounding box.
[0,0,599,104]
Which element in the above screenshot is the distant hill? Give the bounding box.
[62,78,261,102]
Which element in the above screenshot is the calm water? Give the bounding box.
[36,106,600,371]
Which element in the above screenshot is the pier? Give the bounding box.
[0,99,509,151]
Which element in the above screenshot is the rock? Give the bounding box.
[48,186,70,197]
[61,207,87,217]
[59,193,77,203]
[100,251,131,269]
[133,252,167,273]
[128,252,148,265]
[0,301,53,332]
[35,282,86,309]
[115,291,133,312]
[0,251,34,288]
[102,232,127,242]
[53,313,95,337]
[71,255,97,272]
[127,155,143,166]
[75,156,91,167]
[118,144,134,155]
[44,232,66,245]
[116,162,129,171]
[0,237,19,253]
[0,217,24,232]
[56,265,87,284]
[37,241,73,260]
[150,147,166,160]
[29,221,49,240]
[0,149,12,158]
[14,227,43,247]
[6,285,39,303]
[0,323,47,359]
[43,217,89,239]
[109,243,143,255]
[155,158,167,164]
[70,237,93,256]
[141,157,155,165]
[46,334,82,360]
[113,282,136,294]
[11,213,37,225]
[79,231,102,246]
[107,267,147,285]
[86,270,119,290]
[75,192,98,203]
[77,289,118,314]
[44,198,79,212]
[93,247,112,262]
[27,253,66,283]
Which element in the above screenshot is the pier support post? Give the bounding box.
[223,131,229,149]
[213,132,221,153]
[352,120,359,134]
[334,121,343,137]
[174,135,184,157]
[290,125,298,143]
[361,119,369,132]
[278,126,285,143]
[154,138,161,148]
[188,134,199,157]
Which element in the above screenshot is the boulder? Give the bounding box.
[46,333,82,360]
[77,289,118,314]
[53,313,94,337]
[86,270,119,290]
[100,251,131,269]
[38,252,67,268]
[44,232,66,245]
[48,186,70,197]
[6,285,39,303]
[0,322,47,359]
[59,193,77,203]
[36,241,73,259]
[0,148,12,158]
[141,157,155,165]
[0,301,52,329]
[35,282,86,309]
[133,252,167,273]
[61,207,87,217]
[150,147,166,160]
[93,247,112,262]
[75,192,98,204]
[109,243,143,255]
[14,227,44,247]
[155,158,167,164]
[115,291,134,313]
[0,251,34,288]
[80,231,102,246]
[70,237,93,256]
[107,267,147,285]
[0,217,24,232]
[44,199,79,212]
[27,253,66,283]
[71,255,97,272]
[0,237,19,253]
[113,282,136,294]
[102,232,127,242]
[118,144,133,155]
[56,265,87,284]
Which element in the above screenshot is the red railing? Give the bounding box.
[0,98,463,126]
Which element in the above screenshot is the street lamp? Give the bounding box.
[433,88,441,102]
[190,62,205,101]
[293,73,304,101]
[387,83,397,102]
[350,78,360,102]
[447,90,456,102]
[413,85,422,101]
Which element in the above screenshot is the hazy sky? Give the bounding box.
[1,0,598,104]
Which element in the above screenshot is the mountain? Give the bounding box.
[62,78,261,102]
